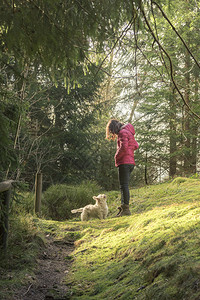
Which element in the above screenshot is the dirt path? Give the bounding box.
[14,235,74,300]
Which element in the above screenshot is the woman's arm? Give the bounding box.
[115,132,128,159]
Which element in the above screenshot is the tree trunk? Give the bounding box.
[144,151,148,185]
[183,42,191,175]
[190,74,199,174]
[35,172,42,215]
[169,87,177,177]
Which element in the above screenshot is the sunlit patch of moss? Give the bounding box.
[66,178,200,299]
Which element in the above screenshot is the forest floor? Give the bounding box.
[2,177,200,299]
[13,234,74,300]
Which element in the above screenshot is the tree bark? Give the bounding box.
[183,33,191,175]
[190,74,199,173]
[169,88,177,177]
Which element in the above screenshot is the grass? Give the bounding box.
[65,177,200,299]
[1,177,200,299]
[0,214,45,299]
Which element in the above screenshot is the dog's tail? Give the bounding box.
[71,208,83,213]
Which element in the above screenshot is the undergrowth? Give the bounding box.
[0,214,45,300]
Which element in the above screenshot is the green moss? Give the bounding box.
[66,178,200,299]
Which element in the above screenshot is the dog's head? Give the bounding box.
[93,194,107,204]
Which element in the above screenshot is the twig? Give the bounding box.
[150,0,169,75]
[95,17,135,76]
[23,283,33,296]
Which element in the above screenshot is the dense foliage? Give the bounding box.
[0,0,199,188]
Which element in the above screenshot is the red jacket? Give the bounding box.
[115,123,139,167]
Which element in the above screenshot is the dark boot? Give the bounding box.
[120,204,131,216]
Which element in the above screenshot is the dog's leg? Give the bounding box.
[97,212,103,220]
[81,210,88,221]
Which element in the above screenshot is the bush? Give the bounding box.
[42,181,101,220]
[11,192,35,215]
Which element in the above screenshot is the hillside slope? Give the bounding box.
[67,177,200,299]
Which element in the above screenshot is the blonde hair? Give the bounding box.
[106,119,124,140]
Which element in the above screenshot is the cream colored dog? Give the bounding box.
[71,194,108,221]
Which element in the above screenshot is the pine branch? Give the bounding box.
[28,0,82,49]
[150,0,170,75]
[136,44,167,81]
[84,55,112,77]
[152,1,200,70]
[95,17,135,76]
[140,7,200,120]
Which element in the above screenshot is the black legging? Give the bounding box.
[118,164,134,205]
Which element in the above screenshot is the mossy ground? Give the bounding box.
[1,177,200,299]
[67,177,200,299]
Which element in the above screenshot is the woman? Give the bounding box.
[106,119,139,216]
